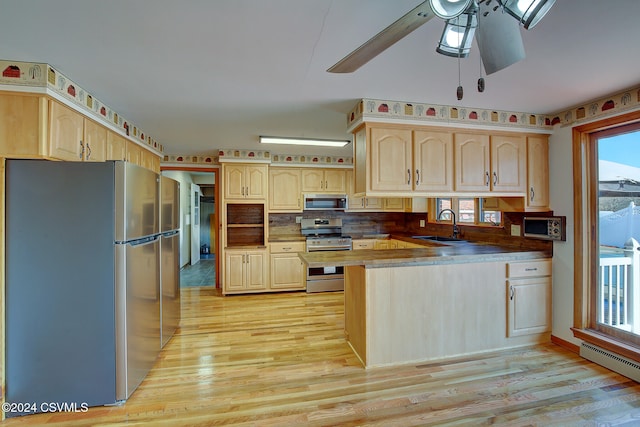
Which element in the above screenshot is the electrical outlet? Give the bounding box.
[296,216,303,224]
[419,219,426,227]
[511,224,521,236]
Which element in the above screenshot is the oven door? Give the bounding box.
[306,263,346,293]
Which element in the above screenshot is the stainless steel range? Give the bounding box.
[301,218,352,293]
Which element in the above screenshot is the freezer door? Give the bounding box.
[115,161,160,242]
[160,175,180,233]
[160,232,181,347]
[115,235,161,401]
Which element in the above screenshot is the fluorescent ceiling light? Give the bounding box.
[259,136,349,148]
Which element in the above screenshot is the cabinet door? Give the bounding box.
[0,93,44,157]
[245,165,268,199]
[526,135,550,210]
[106,131,127,161]
[269,168,302,211]
[83,119,107,162]
[245,251,267,290]
[301,169,325,192]
[383,198,404,211]
[454,132,490,192]
[49,101,84,161]
[369,127,413,191]
[414,130,454,192]
[491,135,526,192]
[270,253,305,290]
[324,169,346,193]
[126,141,142,166]
[507,277,552,337]
[224,251,247,292]
[224,164,246,199]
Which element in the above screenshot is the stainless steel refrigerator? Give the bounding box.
[160,175,180,347]
[5,159,161,417]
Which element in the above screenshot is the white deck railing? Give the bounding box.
[599,238,640,333]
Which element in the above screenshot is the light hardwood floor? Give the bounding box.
[5,289,640,426]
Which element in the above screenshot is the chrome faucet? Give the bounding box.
[437,209,459,239]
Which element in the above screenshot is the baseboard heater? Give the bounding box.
[580,342,640,383]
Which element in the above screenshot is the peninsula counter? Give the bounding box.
[299,244,552,368]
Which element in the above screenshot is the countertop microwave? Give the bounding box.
[523,216,566,241]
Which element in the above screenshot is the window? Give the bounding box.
[573,111,640,358]
[434,197,499,225]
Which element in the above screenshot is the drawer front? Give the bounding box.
[270,242,305,254]
[507,259,552,278]
[352,239,375,250]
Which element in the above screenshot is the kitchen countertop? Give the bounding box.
[298,242,550,269]
[268,234,306,242]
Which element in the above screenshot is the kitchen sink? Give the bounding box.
[411,235,467,243]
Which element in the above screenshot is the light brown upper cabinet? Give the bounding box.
[269,167,302,212]
[356,125,454,195]
[454,132,526,193]
[413,129,454,192]
[224,163,268,200]
[49,100,106,162]
[106,131,127,161]
[301,168,346,193]
[369,127,413,192]
[0,93,46,157]
[526,135,550,211]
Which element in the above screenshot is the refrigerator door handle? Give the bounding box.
[120,234,160,247]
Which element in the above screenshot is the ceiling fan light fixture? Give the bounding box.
[429,0,474,19]
[436,12,477,58]
[499,0,556,29]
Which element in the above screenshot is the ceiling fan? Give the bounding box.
[328,0,556,84]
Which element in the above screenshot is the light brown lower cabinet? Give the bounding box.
[506,259,552,337]
[269,242,306,291]
[223,248,268,294]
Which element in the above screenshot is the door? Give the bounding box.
[454,132,490,192]
[161,232,180,347]
[190,183,201,265]
[121,236,160,400]
[369,127,413,192]
[491,135,526,192]
[414,129,454,192]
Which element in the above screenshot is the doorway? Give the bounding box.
[160,167,220,288]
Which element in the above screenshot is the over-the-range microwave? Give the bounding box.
[523,216,566,241]
[303,194,348,211]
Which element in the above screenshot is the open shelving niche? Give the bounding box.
[225,203,266,247]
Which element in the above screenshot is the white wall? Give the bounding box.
[549,125,579,345]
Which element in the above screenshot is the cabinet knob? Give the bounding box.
[510,285,515,301]
[415,169,420,186]
[86,142,92,160]
[407,169,411,185]
[530,186,535,201]
[485,171,490,186]
[493,171,497,186]
[79,140,84,159]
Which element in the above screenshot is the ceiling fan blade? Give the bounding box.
[475,3,525,75]
[327,1,435,73]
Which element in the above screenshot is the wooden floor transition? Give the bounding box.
[4,288,640,426]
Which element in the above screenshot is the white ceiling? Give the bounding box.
[2,0,639,158]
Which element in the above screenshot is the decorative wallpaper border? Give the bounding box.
[548,85,640,127]
[163,150,353,167]
[347,98,553,131]
[0,59,162,153]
